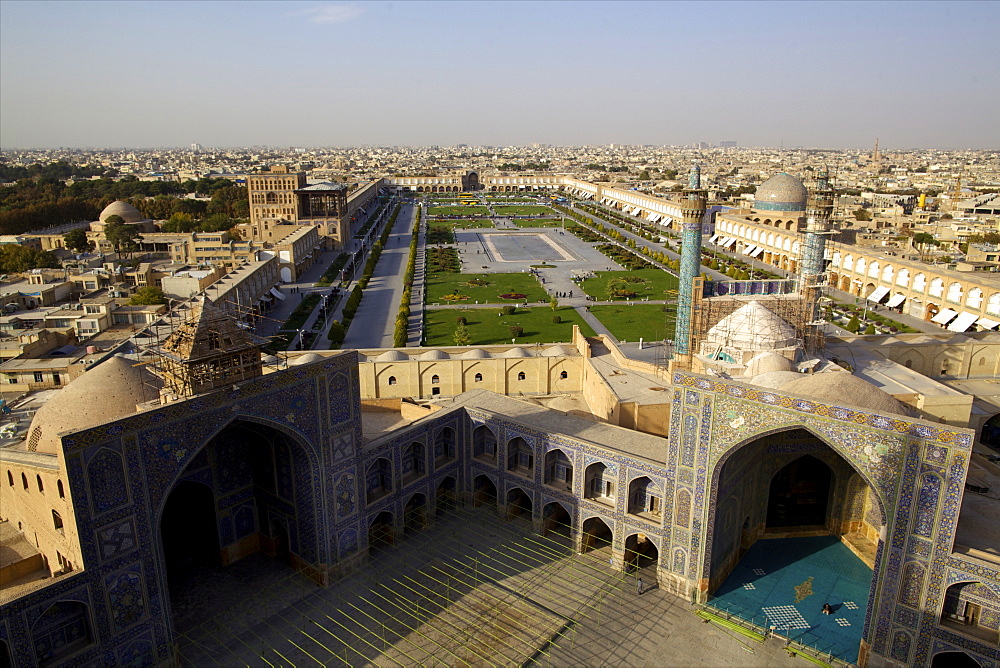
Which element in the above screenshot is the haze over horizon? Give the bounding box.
[2,0,998,151]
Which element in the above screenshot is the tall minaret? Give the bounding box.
[801,168,834,279]
[675,167,707,360]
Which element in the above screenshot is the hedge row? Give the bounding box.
[393,206,422,346]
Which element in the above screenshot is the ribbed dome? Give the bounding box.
[753,173,807,212]
[98,200,144,224]
[780,372,912,416]
[25,355,161,454]
[707,301,799,351]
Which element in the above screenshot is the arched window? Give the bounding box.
[387,376,397,385]
[36,474,44,493]
[560,370,568,379]
[431,374,440,384]
[913,273,927,292]
[6,470,12,487]
[21,472,28,490]
[52,510,63,532]
[57,479,65,498]
[517,372,526,381]
[947,282,963,304]
[474,373,483,382]
[30,601,93,665]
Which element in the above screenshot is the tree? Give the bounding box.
[453,322,471,345]
[508,325,523,338]
[853,208,872,221]
[103,216,143,259]
[549,296,559,311]
[0,245,59,273]
[63,228,93,253]
[327,320,346,348]
[638,169,651,181]
[161,212,196,233]
[864,324,876,335]
[847,315,860,332]
[128,286,166,305]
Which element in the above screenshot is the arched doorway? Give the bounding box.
[473,474,497,507]
[932,652,981,668]
[542,501,572,538]
[157,419,320,632]
[581,517,612,554]
[705,428,884,665]
[939,582,1000,644]
[624,533,659,570]
[980,413,1000,447]
[30,601,94,667]
[506,488,532,520]
[162,481,219,584]
[403,493,427,534]
[766,455,832,528]
[369,512,394,553]
[435,476,457,515]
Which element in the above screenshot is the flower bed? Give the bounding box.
[499,293,527,300]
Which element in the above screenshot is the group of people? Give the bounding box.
[554,290,573,298]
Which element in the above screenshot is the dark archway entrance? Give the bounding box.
[473,474,497,507]
[766,455,832,528]
[162,481,219,582]
[506,488,532,520]
[369,512,394,553]
[624,533,658,569]
[436,476,457,515]
[581,517,612,554]
[403,493,427,534]
[981,413,1000,448]
[932,652,981,668]
[542,501,571,538]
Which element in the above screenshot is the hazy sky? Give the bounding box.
[1,1,997,149]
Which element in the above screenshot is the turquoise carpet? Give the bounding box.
[708,536,872,663]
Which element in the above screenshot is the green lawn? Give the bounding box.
[588,304,676,342]
[493,205,554,216]
[428,205,490,216]
[450,218,495,228]
[425,307,595,346]
[511,218,565,228]
[425,272,548,304]
[579,268,679,301]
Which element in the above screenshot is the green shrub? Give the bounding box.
[501,305,516,316]
[509,325,523,338]
[327,320,346,348]
[552,315,561,324]
[456,316,467,325]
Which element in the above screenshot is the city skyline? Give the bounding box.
[1,0,999,150]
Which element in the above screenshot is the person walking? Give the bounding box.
[637,577,644,595]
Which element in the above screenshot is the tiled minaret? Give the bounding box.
[802,168,834,279]
[675,165,707,359]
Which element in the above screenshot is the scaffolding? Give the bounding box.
[172,503,646,668]
[134,297,289,402]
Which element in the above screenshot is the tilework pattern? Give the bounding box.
[2,359,996,668]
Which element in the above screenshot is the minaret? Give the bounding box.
[688,163,701,190]
[675,166,707,360]
[801,168,834,279]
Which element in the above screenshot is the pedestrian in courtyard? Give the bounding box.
[822,603,833,615]
[637,577,644,595]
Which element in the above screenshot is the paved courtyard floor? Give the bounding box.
[172,506,811,667]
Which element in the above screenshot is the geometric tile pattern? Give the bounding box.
[763,605,811,630]
[836,618,851,627]
[844,601,859,610]
[742,582,756,590]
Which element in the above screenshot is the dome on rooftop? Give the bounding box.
[98,200,144,224]
[753,173,808,212]
[744,351,793,377]
[289,353,322,366]
[707,301,799,351]
[780,372,913,416]
[25,355,161,454]
[461,348,490,359]
[417,349,450,361]
[374,350,407,362]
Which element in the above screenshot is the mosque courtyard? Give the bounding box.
[171,505,810,667]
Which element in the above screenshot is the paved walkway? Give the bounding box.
[407,212,427,345]
[342,204,416,349]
